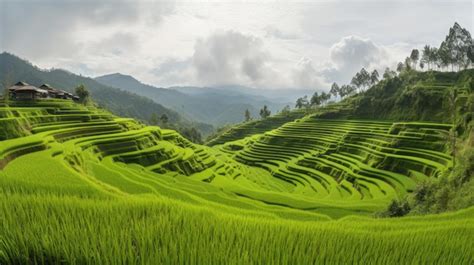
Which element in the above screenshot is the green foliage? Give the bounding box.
[180,127,202,144]
[378,199,411,217]
[160,113,169,125]
[74,84,90,105]
[409,131,474,214]
[244,108,251,122]
[310,91,331,107]
[410,49,420,69]
[295,95,309,109]
[149,113,159,125]
[259,105,271,119]
[280,105,291,116]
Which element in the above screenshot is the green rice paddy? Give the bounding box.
[0,99,472,263]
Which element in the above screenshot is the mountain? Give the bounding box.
[172,85,313,103]
[95,73,296,126]
[0,52,213,137]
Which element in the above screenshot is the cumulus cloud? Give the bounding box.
[191,30,328,90]
[292,58,328,90]
[0,1,173,60]
[192,31,269,86]
[321,35,405,84]
[330,36,384,70]
[2,1,469,90]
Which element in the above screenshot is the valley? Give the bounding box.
[0,6,473,262]
[0,68,473,263]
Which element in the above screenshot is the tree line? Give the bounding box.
[292,22,473,111]
[401,22,473,72]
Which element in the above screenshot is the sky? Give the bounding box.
[0,0,472,91]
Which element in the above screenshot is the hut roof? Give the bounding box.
[39,84,54,89]
[14,81,29,86]
[14,86,48,94]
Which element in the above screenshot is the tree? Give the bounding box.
[310,92,321,106]
[421,45,431,70]
[295,96,309,109]
[396,62,405,73]
[329,82,340,98]
[244,109,251,122]
[75,84,90,105]
[447,88,458,167]
[467,45,474,67]
[404,57,412,71]
[429,47,439,70]
[410,49,420,70]
[383,67,396,79]
[339,85,355,98]
[1,69,14,105]
[385,200,411,217]
[419,61,425,70]
[150,113,159,125]
[370,69,379,85]
[350,73,361,90]
[361,68,371,87]
[438,41,452,70]
[320,92,331,105]
[259,105,271,119]
[181,127,202,144]
[280,105,291,116]
[439,22,473,70]
[351,68,371,92]
[160,113,169,125]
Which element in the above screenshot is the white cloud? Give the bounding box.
[190,31,328,90]
[192,31,266,86]
[321,35,413,84]
[292,57,328,90]
[0,0,471,90]
[330,36,384,69]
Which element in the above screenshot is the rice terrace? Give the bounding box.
[0,1,473,264]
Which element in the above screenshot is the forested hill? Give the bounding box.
[95,73,290,126]
[335,69,473,123]
[208,69,474,145]
[0,53,213,137]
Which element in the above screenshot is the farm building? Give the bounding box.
[39,84,74,99]
[8,82,48,100]
[8,82,79,101]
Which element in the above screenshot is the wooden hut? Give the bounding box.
[9,82,48,100]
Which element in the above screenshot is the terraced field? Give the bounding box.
[207,102,354,145]
[0,99,331,220]
[1,99,472,263]
[216,115,452,216]
[1,98,453,217]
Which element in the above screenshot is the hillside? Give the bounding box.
[1,79,473,262]
[208,69,474,145]
[0,53,213,137]
[95,73,292,126]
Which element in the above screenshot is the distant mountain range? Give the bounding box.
[0,52,213,136]
[95,73,308,126]
[0,52,312,136]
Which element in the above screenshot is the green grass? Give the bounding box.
[0,97,473,263]
[0,193,472,264]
